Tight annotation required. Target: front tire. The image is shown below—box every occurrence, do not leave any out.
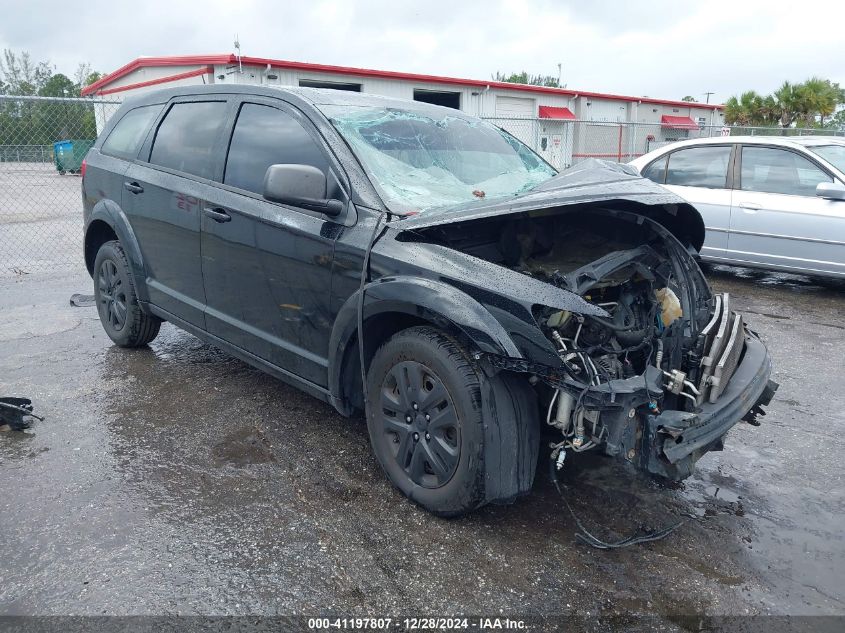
[365,326,539,516]
[93,240,161,347]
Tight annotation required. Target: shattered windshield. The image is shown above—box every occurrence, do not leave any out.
[322,105,556,213]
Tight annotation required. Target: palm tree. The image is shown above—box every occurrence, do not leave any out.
[800,77,844,126]
[725,90,765,126]
[772,81,804,129]
[723,78,845,130]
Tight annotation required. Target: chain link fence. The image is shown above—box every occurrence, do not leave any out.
[1,93,843,275]
[0,94,120,275]
[482,116,845,171]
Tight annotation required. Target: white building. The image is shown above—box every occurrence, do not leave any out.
[83,54,725,168]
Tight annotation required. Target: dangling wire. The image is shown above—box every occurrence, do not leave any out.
[549,458,689,549]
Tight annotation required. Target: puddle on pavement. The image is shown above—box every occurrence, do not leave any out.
[74,301,844,616]
[211,426,276,467]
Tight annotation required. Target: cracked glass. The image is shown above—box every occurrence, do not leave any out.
[323,105,556,214]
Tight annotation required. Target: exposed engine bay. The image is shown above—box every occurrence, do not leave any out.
[413,206,773,480]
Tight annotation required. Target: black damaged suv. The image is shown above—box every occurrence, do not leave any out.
[82,86,777,515]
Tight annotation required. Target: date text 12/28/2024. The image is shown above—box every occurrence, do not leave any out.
[307,617,528,630]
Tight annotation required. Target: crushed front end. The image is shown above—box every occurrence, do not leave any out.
[492,209,778,480]
[396,160,778,481]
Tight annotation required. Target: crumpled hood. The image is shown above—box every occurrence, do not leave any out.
[395,159,705,251]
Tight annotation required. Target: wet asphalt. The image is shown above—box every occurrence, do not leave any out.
[0,264,843,625]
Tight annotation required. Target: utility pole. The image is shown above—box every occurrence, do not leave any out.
[234,35,242,74]
[557,62,562,88]
[703,91,715,104]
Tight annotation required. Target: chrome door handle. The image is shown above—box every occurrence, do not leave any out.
[738,202,761,211]
[123,181,144,194]
[203,207,231,223]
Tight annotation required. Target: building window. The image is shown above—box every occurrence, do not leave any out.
[413,89,460,109]
[298,79,362,92]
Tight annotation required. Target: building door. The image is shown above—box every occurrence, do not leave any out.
[495,96,535,147]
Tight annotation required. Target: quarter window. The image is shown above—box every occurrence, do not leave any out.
[149,101,228,179]
[641,157,667,183]
[664,145,731,188]
[224,103,330,195]
[740,146,832,196]
[101,105,162,160]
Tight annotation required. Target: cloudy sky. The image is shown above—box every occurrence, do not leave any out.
[2,0,843,103]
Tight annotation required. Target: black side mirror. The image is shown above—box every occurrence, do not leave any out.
[263,164,344,216]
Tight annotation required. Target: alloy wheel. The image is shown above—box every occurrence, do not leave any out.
[97,259,127,331]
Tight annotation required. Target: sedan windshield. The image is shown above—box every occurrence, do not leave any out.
[808,144,845,174]
[323,106,556,213]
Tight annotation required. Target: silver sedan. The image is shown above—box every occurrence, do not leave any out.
[629,136,845,279]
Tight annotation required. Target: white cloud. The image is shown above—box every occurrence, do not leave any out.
[1,0,843,103]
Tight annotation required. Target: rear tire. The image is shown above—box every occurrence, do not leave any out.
[93,240,161,348]
[365,326,539,516]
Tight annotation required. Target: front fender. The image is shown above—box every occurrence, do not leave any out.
[328,276,524,407]
[86,200,149,303]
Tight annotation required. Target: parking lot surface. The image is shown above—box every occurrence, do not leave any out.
[1,169,844,627]
[1,265,843,624]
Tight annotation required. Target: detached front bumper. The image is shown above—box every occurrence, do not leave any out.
[642,331,778,479]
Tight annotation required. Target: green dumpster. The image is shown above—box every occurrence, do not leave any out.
[53,140,94,174]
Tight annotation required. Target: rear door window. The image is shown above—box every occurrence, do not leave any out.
[664,145,731,188]
[101,105,162,159]
[740,146,832,196]
[224,103,330,195]
[149,101,228,179]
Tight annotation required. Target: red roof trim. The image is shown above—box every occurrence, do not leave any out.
[660,115,700,130]
[538,105,576,120]
[84,65,214,96]
[82,54,724,110]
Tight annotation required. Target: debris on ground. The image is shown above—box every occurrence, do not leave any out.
[0,397,44,431]
[69,293,96,307]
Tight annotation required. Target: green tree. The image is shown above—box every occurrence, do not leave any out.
[681,95,696,102]
[724,90,769,125]
[825,108,845,131]
[725,78,845,129]
[40,73,78,97]
[0,49,52,95]
[798,77,844,126]
[74,63,102,89]
[0,50,101,147]
[493,70,560,88]
[772,81,806,128]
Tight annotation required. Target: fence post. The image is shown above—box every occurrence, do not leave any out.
[617,125,623,162]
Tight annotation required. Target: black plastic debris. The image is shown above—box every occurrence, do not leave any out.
[70,293,96,307]
[0,398,44,431]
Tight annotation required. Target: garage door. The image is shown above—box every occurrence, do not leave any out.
[495,96,535,118]
[494,96,536,146]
